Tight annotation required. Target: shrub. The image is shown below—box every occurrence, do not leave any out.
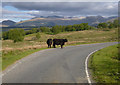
[31,28,38,33]
[8,29,25,43]
[39,27,51,33]
[36,32,41,39]
[97,22,108,28]
[51,25,61,34]
[2,31,9,40]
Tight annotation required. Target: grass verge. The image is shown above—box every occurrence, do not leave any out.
[89,44,120,83]
[2,47,49,70]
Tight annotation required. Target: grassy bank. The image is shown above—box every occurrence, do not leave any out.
[2,48,48,70]
[2,28,118,49]
[89,44,120,83]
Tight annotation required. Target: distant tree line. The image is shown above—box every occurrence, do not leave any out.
[22,23,95,35]
[97,19,119,29]
[2,19,119,43]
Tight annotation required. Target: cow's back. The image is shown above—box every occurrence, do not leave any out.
[53,39,64,45]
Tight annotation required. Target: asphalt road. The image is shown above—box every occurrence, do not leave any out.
[2,42,117,83]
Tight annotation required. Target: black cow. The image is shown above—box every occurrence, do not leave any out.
[47,39,52,48]
[53,39,68,48]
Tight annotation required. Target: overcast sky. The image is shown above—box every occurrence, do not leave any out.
[2,0,119,2]
[1,2,118,22]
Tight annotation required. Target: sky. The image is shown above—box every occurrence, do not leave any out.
[2,0,120,2]
[1,1,119,22]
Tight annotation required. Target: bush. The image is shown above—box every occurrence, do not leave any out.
[113,19,119,28]
[31,28,38,33]
[25,30,33,35]
[39,27,51,33]
[108,23,114,29]
[8,29,25,43]
[2,31,9,40]
[51,25,62,34]
[36,32,41,39]
[97,19,119,29]
[97,22,108,28]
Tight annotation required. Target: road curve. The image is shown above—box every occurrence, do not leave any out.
[2,42,117,83]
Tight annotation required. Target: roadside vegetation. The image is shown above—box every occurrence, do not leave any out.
[2,48,48,70]
[89,44,120,83]
[1,19,118,70]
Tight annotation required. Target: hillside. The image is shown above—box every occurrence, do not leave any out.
[1,20,16,27]
[1,16,117,28]
[2,28,118,52]
[15,16,117,27]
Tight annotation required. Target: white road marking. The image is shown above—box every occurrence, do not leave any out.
[85,49,100,85]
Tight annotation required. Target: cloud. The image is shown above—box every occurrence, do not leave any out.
[1,8,35,22]
[2,8,24,14]
[2,2,118,18]
[3,15,34,19]
[2,0,119,2]
[2,2,118,16]
[0,19,9,22]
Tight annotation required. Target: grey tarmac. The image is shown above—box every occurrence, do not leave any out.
[2,42,117,83]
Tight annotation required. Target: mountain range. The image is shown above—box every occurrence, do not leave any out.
[1,15,117,28]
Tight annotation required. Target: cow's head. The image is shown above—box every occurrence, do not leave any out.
[64,39,68,42]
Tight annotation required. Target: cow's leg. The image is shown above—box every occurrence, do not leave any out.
[54,45,56,48]
[61,45,63,48]
[53,43,56,48]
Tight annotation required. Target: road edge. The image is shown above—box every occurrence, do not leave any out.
[2,48,55,76]
[85,49,101,85]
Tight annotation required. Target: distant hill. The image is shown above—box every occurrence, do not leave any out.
[1,16,117,28]
[31,15,64,19]
[2,20,16,27]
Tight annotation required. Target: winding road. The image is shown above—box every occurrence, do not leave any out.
[2,42,117,83]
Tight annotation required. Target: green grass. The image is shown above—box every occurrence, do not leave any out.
[0,57,1,71]
[2,48,49,70]
[89,44,120,83]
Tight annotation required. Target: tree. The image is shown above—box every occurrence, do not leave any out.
[65,25,75,31]
[40,27,51,33]
[51,25,61,34]
[8,29,25,43]
[83,23,90,30]
[31,28,38,33]
[97,23,108,28]
[108,23,114,29]
[61,26,65,32]
[2,31,9,40]
[25,30,33,35]
[113,19,119,28]
[89,26,96,30]
[77,24,84,31]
